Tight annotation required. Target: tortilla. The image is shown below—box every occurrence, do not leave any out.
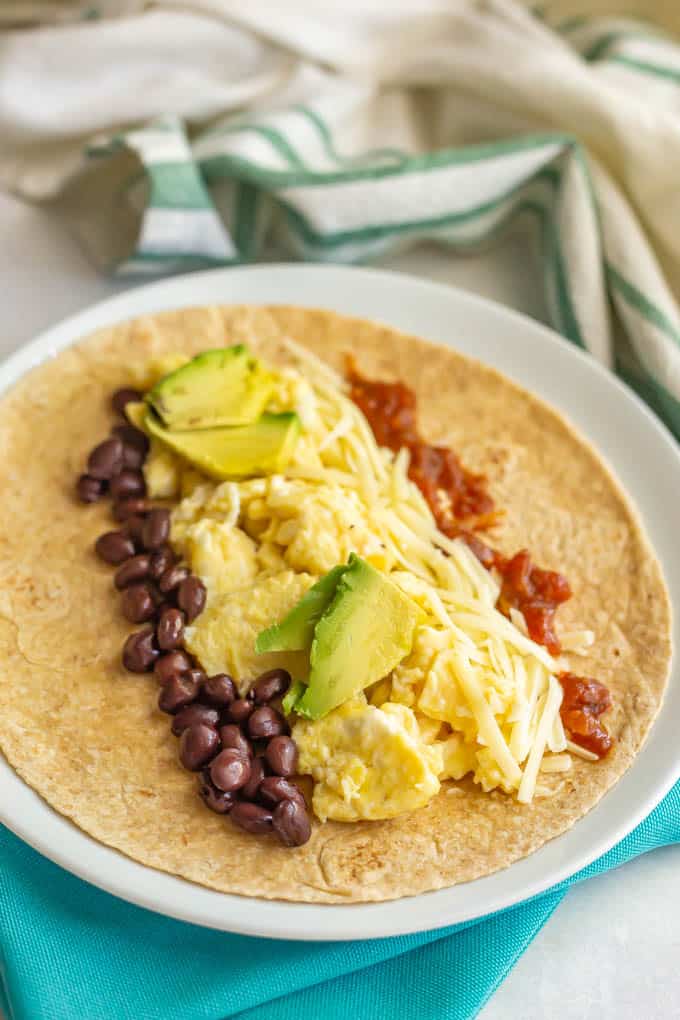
[0,305,671,903]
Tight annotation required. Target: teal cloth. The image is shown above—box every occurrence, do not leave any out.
[2,780,679,1020]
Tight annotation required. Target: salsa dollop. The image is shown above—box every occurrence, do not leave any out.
[347,359,495,536]
[558,672,613,757]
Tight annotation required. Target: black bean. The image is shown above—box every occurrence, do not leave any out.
[120,444,145,471]
[114,497,150,522]
[87,437,124,480]
[158,564,189,595]
[179,723,219,771]
[258,776,306,809]
[122,627,158,673]
[248,706,287,740]
[154,650,193,684]
[177,575,206,622]
[218,724,252,758]
[231,802,273,834]
[149,545,175,581]
[112,387,143,416]
[110,469,146,501]
[200,673,237,707]
[209,749,251,793]
[95,530,135,565]
[114,554,151,589]
[158,674,200,714]
[142,508,170,550]
[199,771,236,814]
[252,668,291,704]
[240,756,267,801]
[119,436,145,467]
[185,668,206,687]
[272,798,311,847]
[264,735,299,777]
[76,473,105,503]
[227,698,254,724]
[171,703,220,737]
[121,582,157,624]
[112,423,150,456]
[125,515,147,548]
[157,607,185,650]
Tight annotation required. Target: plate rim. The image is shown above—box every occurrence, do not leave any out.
[1,262,678,941]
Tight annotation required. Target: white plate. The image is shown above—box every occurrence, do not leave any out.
[1,264,678,941]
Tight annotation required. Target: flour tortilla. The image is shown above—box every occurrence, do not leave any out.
[0,305,671,903]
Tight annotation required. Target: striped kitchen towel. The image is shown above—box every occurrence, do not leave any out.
[2,1,680,435]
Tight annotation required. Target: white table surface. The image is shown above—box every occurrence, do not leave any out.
[2,190,679,1019]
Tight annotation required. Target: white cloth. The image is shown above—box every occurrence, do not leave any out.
[2,1,680,432]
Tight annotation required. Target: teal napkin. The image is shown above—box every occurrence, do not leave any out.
[2,779,679,1020]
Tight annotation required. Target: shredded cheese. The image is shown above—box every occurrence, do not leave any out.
[559,629,596,654]
[451,648,523,787]
[540,753,572,773]
[517,676,563,803]
[566,739,599,762]
[509,607,529,636]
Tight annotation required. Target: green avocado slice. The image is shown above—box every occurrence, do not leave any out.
[143,409,300,479]
[255,564,348,655]
[295,554,420,720]
[146,346,275,429]
[281,678,307,716]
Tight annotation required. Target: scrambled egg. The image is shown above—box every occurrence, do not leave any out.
[184,569,314,692]
[438,732,479,781]
[171,480,242,541]
[172,475,395,576]
[181,519,258,596]
[390,625,451,709]
[239,476,394,575]
[293,697,442,822]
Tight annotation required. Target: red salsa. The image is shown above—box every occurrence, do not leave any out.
[453,539,572,655]
[496,549,572,656]
[347,360,495,535]
[558,673,613,757]
[348,361,613,757]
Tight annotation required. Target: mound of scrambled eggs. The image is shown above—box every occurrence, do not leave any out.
[295,696,442,821]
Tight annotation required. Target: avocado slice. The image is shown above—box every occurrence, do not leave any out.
[146,347,275,429]
[295,554,420,720]
[282,678,307,716]
[143,409,300,479]
[255,564,348,655]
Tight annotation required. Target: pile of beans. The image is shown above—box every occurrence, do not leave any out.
[76,387,311,848]
[179,667,311,847]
